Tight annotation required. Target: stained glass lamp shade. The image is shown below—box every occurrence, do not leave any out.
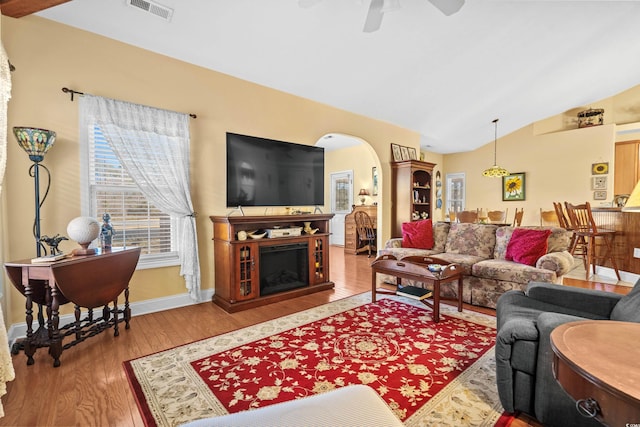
[482,119,509,178]
[13,127,56,162]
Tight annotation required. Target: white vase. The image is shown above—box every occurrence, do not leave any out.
[67,216,100,255]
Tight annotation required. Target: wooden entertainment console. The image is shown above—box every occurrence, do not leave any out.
[210,214,335,312]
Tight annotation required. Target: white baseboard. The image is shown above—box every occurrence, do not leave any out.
[7,288,215,346]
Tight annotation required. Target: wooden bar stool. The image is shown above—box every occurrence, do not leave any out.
[564,201,620,280]
[554,201,580,254]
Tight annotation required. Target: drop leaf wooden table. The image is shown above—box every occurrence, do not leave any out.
[4,247,140,367]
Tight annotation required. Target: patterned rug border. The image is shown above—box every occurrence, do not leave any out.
[125,292,502,427]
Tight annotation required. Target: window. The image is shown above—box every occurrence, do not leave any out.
[86,124,178,268]
[446,172,466,214]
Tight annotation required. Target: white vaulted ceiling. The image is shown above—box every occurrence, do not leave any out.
[35,0,640,153]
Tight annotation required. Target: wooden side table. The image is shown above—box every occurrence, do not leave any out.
[4,247,141,367]
[370,254,463,322]
[551,320,640,426]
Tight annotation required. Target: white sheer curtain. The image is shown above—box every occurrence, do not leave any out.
[0,42,16,418]
[80,94,201,300]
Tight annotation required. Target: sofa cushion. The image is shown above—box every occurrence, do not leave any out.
[610,279,640,322]
[432,221,450,253]
[473,259,556,284]
[401,219,433,249]
[505,228,552,266]
[545,227,572,253]
[444,223,497,259]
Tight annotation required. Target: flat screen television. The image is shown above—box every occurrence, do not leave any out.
[226,132,325,207]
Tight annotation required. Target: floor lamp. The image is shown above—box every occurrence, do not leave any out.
[11,127,56,355]
[13,127,57,256]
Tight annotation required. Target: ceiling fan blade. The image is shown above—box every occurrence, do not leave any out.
[363,0,384,33]
[298,0,323,8]
[427,0,465,16]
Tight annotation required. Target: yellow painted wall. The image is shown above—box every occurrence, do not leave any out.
[1,16,420,325]
[445,123,616,226]
[443,113,640,227]
[325,141,378,204]
[3,15,640,328]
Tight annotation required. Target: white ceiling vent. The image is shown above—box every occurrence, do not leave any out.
[127,0,174,22]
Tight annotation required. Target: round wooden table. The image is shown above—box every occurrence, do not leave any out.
[550,320,640,426]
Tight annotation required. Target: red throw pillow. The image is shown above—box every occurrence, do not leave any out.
[402,219,434,249]
[505,228,552,266]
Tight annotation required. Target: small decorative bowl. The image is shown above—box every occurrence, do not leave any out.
[248,232,267,239]
[427,264,442,272]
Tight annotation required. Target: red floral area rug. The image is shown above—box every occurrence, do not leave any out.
[124,293,511,427]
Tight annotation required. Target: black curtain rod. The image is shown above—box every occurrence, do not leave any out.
[61,87,197,119]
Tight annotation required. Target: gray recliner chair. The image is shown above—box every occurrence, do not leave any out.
[495,279,640,426]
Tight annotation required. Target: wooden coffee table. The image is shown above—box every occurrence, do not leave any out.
[551,320,640,426]
[370,254,463,322]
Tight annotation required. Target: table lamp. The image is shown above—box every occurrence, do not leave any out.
[358,188,370,205]
[622,180,640,212]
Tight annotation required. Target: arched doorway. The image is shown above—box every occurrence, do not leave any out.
[316,133,381,247]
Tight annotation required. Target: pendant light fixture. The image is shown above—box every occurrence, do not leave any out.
[482,118,509,177]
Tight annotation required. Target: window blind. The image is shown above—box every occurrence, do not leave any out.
[89,125,175,257]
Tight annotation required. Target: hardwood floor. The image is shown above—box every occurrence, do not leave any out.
[2,248,617,426]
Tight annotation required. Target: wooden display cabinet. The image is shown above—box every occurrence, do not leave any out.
[210,214,335,312]
[391,160,436,237]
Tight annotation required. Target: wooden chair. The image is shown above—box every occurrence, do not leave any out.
[512,208,524,227]
[488,209,508,224]
[554,201,580,254]
[564,201,620,280]
[354,211,376,257]
[554,202,570,229]
[539,208,558,226]
[457,210,478,223]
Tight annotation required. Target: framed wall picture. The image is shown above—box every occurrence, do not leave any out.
[502,172,526,201]
[594,190,607,200]
[591,162,609,175]
[391,143,402,162]
[400,146,410,161]
[372,166,378,196]
[591,176,607,190]
[408,147,417,160]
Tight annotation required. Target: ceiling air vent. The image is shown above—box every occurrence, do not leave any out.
[127,0,174,21]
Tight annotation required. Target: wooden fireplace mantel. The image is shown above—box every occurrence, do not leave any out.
[210,214,335,312]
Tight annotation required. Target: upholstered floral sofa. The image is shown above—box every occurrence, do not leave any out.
[379,221,574,308]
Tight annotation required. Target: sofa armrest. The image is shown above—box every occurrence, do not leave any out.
[384,238,403,249]
[535,251,574,276]
[526,282,622,318]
